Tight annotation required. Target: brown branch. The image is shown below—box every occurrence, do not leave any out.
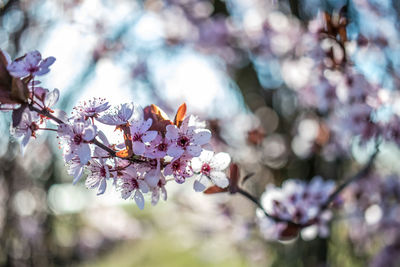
[27,103,146,164]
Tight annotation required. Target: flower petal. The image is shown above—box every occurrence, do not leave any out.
[25,51,41,68]
[165,125,179,140]
[133,141,145,155]
[210,171,229,188]
[97,178,107,195]
[83,125,97,141]
[76,144,91,165]
[142,130,157,142]
[167,143,184,158]
[134,190,145,210]
[210,152,231,171]
[193,130,211,145]
[187,145,202,157]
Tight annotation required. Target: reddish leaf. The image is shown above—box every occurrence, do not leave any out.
[143,104,173,133]
[204,185,228,194]
[173,103,186,127]
[116,124,133,158]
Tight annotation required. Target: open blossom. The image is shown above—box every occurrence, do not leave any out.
[257,176,336,240]
[58,121,97,164]
[151,175,167,206]
[165,115,211,158]
[73,97,110,119]
[85,157,111,195]
[130,118,157,155]
[164,154,193,184]
[119,165,150,209]
[10,109,40,150]
[7,50,55,78]
[144,134,170,159]
[191,150,231,192]
[96,102,135,126]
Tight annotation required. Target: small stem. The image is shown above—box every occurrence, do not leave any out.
[38,128,58,132]
[28,104,64,124]
[319,142,380,212]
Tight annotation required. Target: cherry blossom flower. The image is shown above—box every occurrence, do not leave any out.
[7,50,55,78]
[144,134,170,159]
[86,157,111,195]
[96,103,135,126]
[165,115,211,158]
[129,117,157,155]
[58,121,97,164]
[73,97,110,119]
[164,154,193,184]
[10,109,40,150]
[191,150,231,192]
[119,165,150,209]
[151,176,167,206]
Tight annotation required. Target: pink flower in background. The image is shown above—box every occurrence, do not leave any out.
[191,150,231,192]
[7,50,55,78]
[165,115,211,158]
[129,118,157,155]
[257,176,336,240]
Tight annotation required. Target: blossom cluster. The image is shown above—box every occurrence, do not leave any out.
[257,176,336,240]
[1,50,231,210]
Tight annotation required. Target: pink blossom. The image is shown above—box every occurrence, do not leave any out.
[129,117,157,155]
[191,150,231,192]
[97,103,134,126]
[151,176,167,206]
[86,157,111,195]
[73,97,110,119]
[58,121,97,164]
[144,134,170,159]
[165,115,211,158]
[119,165,150,209]
[10,109,40,150]
[164,154,193,184]
[7,50,55,78]
[257,176,336,240]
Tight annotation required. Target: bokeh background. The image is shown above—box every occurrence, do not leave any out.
[1,0,400,266]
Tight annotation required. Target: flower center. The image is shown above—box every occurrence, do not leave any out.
[132,133,142,142]
[172,161,181,171]
[201,163,211,176]
[157,142,167,151]
[100,166,107,177]
[74,134,83,145]
[28,66,39,73]
[177,136,190,147]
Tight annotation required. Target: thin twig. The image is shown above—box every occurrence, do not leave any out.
[319,142,380,212]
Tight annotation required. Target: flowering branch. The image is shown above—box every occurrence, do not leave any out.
[1,50,232,210]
